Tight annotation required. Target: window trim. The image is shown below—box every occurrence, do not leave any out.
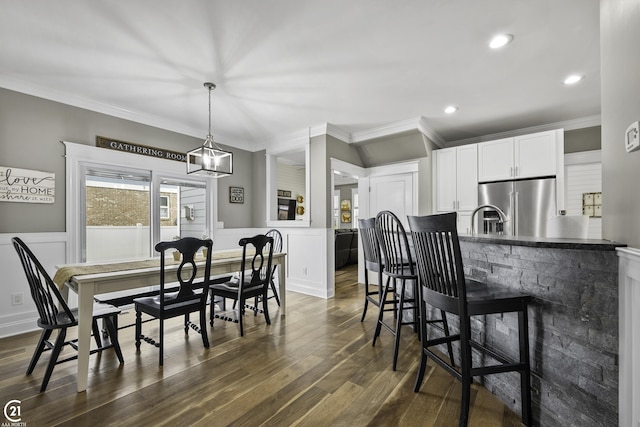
[64,141,217,263]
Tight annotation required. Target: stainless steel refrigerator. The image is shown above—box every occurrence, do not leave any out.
[477,177,556,237]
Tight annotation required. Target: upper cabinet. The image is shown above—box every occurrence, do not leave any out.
[478,130,559,182]
[434,144,478,212]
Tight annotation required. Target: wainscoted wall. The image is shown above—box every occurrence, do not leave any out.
[1,227,335,338]
[449,240,619,426]
[0,232,67,338]
[616,247,640,427]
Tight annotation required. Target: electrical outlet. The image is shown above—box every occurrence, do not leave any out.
[12,292,24,306]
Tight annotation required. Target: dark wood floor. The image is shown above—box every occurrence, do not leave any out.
[0,264,523,426]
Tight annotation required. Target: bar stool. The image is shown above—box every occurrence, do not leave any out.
[358,218,391,322]
[408,212,532,427]
[373,211,454,371]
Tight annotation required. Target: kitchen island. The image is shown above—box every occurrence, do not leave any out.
[452,234,623,426]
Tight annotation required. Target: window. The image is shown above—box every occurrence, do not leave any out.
[65,142,215,263]
[352,190,359,228]
[159,195,170,219]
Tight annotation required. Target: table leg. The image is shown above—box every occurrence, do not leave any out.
[278,257,286,316]
[76,283,95,392]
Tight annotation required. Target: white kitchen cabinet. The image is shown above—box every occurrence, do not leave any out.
[478,130,559,182]
[476,137,514,182]
[434,144,478,217]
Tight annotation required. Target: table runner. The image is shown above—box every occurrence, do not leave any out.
[53,249,246,289]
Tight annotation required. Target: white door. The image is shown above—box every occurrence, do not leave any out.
[369,173,415,226]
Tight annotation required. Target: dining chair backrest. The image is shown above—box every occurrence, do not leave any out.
[12,237,76,328]
[407,212,468,315]
[358,218,383,273]
[239,234,274,287]
[374,210,414,278]
[265,229,282,254]
[155,237,213,304]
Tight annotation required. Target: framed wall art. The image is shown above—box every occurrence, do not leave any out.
[229,186,244,204]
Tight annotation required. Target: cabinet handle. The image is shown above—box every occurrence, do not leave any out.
[453,201,456,210]
[510,166,513,177]
[515,166,519,176]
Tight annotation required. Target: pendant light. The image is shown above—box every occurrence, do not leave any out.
[186,82,233,177]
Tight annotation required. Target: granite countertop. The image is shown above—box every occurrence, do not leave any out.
[458,233,625,251]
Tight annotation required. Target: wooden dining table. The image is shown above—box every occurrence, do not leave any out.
[54,249,287,392]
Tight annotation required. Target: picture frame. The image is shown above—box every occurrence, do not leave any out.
[229,186,244,204]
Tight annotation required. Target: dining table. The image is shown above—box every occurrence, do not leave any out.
[53,249,286,392]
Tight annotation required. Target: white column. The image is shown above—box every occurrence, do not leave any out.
[617,247,640,427]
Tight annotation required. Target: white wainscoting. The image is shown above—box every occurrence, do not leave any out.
[0,232,67,338]
[215,227,333,298]
[617,247,640,427]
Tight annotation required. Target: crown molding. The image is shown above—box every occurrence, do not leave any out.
[350,117,423,143]
[446,115,601,147]
[417,117,445,148]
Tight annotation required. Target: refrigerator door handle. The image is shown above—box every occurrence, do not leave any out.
[509,192,515,235]
[514,191,519,236]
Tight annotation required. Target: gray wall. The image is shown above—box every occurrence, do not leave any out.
[215,148,255,228]
[601,0,640,248]
[0,88,254,233]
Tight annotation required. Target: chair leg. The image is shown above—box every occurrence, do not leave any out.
[392,279,406,371]
[270,277,280,306]
[519,306,533,427]
[459,320,473,427]
[159,318,164,366]
[135,309,142,351]
[184,313,190,334]
[104,316,124,364]
[27,329,52,375]
[262,291,271,325]
[40,328,67,393]
[238,297,244,337]
[440,309,455,367]
[414,297,428,392]
[200,307,210,348]
[209,291,215,326]
[92,319,103,348]
[360,272,369,322]
[373,276,392,346]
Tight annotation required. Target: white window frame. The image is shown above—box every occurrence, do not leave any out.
[64,141,217,263]
[159,194,170,219]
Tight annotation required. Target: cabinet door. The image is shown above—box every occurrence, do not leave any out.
[457,211,473,235]
[514,131,557,178]
[478,138,514,182]
[455,144,478,211]
[434,148,457,212]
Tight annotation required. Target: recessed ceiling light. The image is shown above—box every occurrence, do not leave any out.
[444,106,458,114]
[563,74,584,85]
[489,34,514,49]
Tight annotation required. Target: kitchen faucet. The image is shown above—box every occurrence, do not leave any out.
[470,204,508,235]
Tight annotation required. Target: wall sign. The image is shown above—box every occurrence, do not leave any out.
[229,186,244,204]
[277,189,291,198]
[0,165,55,204]
[96,136,187,162]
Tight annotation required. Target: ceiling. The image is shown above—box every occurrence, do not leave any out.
[0,1,600,152]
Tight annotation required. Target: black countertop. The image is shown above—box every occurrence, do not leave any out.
[458,233,625,251]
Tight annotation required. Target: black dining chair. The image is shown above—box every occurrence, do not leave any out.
[373,211,454,371]
[264,228,283,306]
[358,217,391,322]
[408,212,532,427]
[209,234,274,337]
[12,237,124,392]
[134,237,213,366]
